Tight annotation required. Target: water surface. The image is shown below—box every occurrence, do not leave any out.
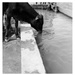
[35,10,72,73]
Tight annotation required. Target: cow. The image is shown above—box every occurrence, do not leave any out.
[3,2,44,42]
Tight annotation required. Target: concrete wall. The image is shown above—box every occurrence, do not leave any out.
[57,2,72,17]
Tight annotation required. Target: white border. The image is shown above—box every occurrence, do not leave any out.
[0,0,74,75]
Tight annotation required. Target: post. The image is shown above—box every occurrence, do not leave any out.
[20,22,46,74]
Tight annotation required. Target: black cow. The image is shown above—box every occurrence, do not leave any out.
[3,3,44,41]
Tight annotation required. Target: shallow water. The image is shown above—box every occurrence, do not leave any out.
[35,10,72,73]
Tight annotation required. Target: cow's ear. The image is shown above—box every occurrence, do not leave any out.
[35,15,39,21]
[35,14,43,21]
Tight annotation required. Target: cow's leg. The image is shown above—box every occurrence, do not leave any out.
[5,15,11,40]
[3,14,7,42]
[15,20,20,39]
[3,23,5,41]
[15,20,18,38]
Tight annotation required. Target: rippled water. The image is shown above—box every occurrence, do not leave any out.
[35,10,72,73]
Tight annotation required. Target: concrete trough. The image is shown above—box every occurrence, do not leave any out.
[20,23,46,74]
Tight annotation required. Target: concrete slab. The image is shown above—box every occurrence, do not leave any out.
[21,23,46,74]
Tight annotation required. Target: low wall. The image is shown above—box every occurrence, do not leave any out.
[57,2,72,17]
[20,23,46,74]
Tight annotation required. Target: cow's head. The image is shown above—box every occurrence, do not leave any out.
[31,14,44,33]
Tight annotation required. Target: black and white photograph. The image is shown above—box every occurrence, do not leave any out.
[2,2,72,74]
